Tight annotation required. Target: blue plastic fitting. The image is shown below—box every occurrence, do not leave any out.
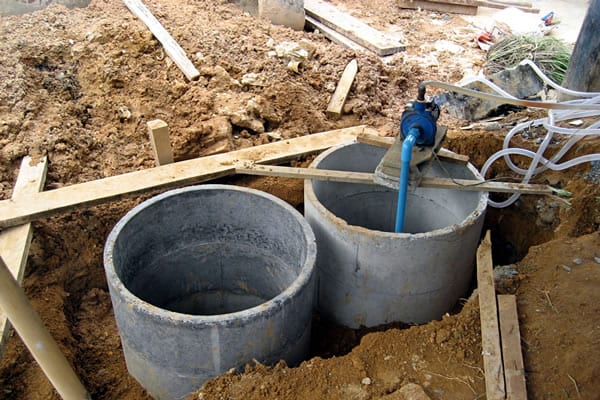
[394,127,420,233]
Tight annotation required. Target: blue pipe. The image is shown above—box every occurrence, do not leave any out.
[394,128,420,233]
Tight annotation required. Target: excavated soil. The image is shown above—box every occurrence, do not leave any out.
[0,1,599,399]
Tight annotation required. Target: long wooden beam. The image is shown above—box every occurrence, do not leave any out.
[477,231,506,400]
[304,0,405,56]
[0,126,366,230]
[0,256,90,399]
[122,0,200,80]
[498,294,528,400]
[235,164,553,195]
[0,157,47,356]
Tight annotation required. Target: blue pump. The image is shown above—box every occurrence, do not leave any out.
[394,90,440,233]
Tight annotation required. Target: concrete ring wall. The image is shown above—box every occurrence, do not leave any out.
[104,184,317,400]
[304,143,488,328]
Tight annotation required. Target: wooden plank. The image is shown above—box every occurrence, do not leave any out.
[122,0,200,81]
[0,126,367,230]
[235,164,375,184]
[426,0,538,13]
[356,132,470,164]
[305,16,367,53]
[418,177,550,194]
[426,0,478,5]
[476,231,506,400]
[235,164,552,194]
[147,119,174,166]
[397,0,478,15]
[437,148,469,163]
[0,156,47,356]
[0,256,90,398]
[485,0,533,7]
[327,59,358,120]
[498,294,528,400]
[304,0,405,56]
[477,0,539,13]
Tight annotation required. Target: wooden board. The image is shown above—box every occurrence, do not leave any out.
[147,119,174,166]
[426,0,538,13]
[122,0,200,80]
[0,126,367,230]
[476,231,506,400]
[477,0,539,13]
[397,0,478,15]
[236,164,375,184]
[304,0,405,56]
[235,164,552,195]
[357,131,469,164]
[327,59,358,120]
[498,294,528,400]
[0,156,47,357]
[305,16,367,53]
[419,177,550,194]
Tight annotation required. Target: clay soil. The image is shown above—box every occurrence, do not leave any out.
[0,1,599,399]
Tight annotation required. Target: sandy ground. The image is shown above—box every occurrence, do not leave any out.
[0,1,598,399]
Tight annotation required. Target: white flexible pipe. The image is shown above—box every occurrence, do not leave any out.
[422,62,600,208]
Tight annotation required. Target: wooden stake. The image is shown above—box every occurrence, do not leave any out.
[476,231,506,400]
[327,59,358,120]
[147,119,174,166]
[0,156,47,356]
[0,126,367,229]
[122,0,200,81]
[0,256,90,400]
[498,294,528,400]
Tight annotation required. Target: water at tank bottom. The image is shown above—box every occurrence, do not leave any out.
[126,242,295,316]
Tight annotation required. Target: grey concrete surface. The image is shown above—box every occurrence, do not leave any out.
[304,143,488,328]
[104,185,316,400]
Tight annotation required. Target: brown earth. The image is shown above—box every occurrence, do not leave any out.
[0,1,598,399]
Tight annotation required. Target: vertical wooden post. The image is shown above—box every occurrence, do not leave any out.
[327,59,358,120]
[147,119,174,166]
[499,294,528,400]
[0,156,47,356]
[477,231,506,400]
[0,256,90,399]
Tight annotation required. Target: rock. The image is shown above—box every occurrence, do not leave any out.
[437,63,544,121]
[215,93,266,133]
[572,258,583,265]
[562,265,572,272]
[380,383,431,400]
[494,264,520,291]
[178,116,233,159]
[361,377,372,385]
[594,257,600,265]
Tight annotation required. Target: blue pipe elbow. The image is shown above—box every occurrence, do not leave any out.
[394,128,420,233]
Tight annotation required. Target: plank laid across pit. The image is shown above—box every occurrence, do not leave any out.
[0,126,367,230]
